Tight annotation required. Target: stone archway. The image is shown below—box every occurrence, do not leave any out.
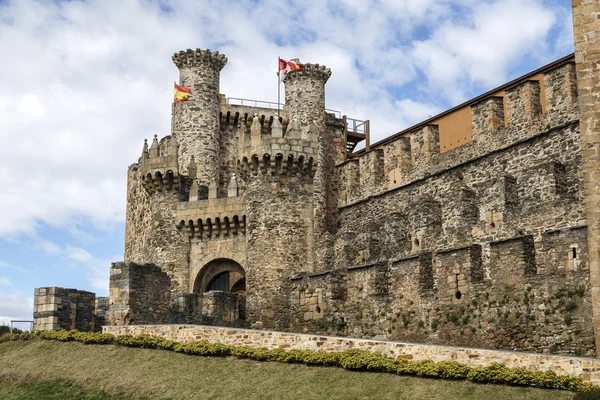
[193,258,246,294]
[193,258,247,325]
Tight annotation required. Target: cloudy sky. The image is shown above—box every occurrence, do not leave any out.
[0,0,573,327]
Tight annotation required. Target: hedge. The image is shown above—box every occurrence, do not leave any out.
[0,330,595,392]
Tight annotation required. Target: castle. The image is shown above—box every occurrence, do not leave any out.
[32,1,600,360]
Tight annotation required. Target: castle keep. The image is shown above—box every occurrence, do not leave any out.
[33,1,600,363]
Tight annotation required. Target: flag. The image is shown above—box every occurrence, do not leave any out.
[279,58,304,82]
[174,82,192,104]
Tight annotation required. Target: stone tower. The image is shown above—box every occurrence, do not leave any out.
[239,64,332,329]
[172,49,227,182]
[572,0,600,351]
[123,49,228,294]
[123,133,190,293]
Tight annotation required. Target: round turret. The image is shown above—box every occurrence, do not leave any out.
[171,49,227,185]
[284,63,331,138]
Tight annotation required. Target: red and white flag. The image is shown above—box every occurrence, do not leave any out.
[279,58,304,82]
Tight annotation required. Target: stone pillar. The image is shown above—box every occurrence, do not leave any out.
[172,49,227,183]
[573,0,600,352]
[285,63,335,272]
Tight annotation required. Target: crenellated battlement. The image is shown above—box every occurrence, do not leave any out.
[172,48,227,71]
[112,44,600,357]
[340,58,581,206]
[235,115,319,178]
[283,63,332,84]
[139,135,181,193]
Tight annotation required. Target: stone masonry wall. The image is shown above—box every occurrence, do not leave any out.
[102,324,600,385]
[33,287,97,332]
[124,136,191,293]
[171,49,227,181]
[107,262,172,326]
[244,174,314,330]
[295,59,595,356]
[572,0,600,352]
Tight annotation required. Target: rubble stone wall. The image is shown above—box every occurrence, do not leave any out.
[293,59,595,356]
[572,0,600,353]
[102,324,600,385]
[33,287,96,332]
[107,262,172,326]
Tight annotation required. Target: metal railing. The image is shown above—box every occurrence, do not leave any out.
[226,97,342,118]
[10,320,33,332]
[346,117,367,134]
[227,97,281,110]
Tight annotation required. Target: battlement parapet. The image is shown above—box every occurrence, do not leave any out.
[172,48,227,71]
[177,196,246,239]
[284,63,332,84]
[139,135,181,193]
[236,116,318,178]
[340,60,580,206]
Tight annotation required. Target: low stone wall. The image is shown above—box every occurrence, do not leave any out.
[103,324,600,384]
[34,287,96,332]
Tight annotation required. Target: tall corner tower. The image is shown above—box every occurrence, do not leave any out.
[171,49,227,185]
[239,62,332,330]
[572,0,600,351]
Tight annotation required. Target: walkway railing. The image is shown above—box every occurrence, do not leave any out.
[226,97,369,157]
[226,97,342,118]
[10,319,33,332]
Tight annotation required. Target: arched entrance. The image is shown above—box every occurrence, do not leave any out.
[193,258,246,295]
[193,259,247,325]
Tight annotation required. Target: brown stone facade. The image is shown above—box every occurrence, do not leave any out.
[33,287,101,332]
[32,2,600,361]
[102,324,600,385]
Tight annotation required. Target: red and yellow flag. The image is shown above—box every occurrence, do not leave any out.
[174,82,192,104]
[278,58,304,82]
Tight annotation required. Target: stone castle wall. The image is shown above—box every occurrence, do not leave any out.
[33,287,97,332]
[102,324,600,385]
[572,0,600,354]
[124,135,191,292]
[105,261,246,328]
[34,10,600,367]
[286,59,595,356]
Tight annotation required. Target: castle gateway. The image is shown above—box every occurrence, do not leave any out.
[33,0,600,361]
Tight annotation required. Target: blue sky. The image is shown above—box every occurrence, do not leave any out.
[0,0,574,326]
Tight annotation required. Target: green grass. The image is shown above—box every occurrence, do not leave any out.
[0,340,576,400]
[0,377,133,400]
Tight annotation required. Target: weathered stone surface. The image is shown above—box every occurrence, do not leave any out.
[102,324,600,385]
[33,287,97,332]
[34,16,600,366]
[572,0,600,352]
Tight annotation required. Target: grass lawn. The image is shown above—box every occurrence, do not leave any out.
[0,340,576,400]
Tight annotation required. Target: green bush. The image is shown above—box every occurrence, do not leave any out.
[0,331,36,342]
[2,329,595,392]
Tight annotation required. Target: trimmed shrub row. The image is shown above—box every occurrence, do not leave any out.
[0,330,594,392]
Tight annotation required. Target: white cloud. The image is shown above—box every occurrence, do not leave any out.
[0,277,11,286]
[411,0,557,103]
[37,239,62,255]
[66,246,115,294]
[0,290,33,327]
[0,0,569,240]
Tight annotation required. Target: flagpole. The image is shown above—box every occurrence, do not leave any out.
[278,57,281,117]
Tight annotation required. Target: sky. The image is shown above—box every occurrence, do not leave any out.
[0,0,574,328]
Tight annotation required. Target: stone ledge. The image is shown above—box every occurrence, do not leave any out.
[103,324,600,384]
